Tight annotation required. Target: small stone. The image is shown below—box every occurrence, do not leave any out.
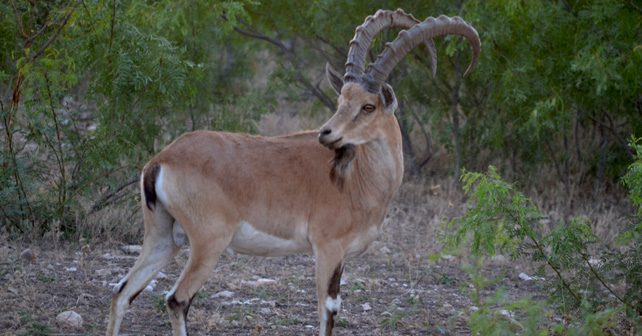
[56,311,83,328]
[441,254,456,261]
[258,307,271,314]
[20,248,36,263]
[156,271,168,279]
[65,267,77,272]
[380,246,392,254]
[499,309,513,318]
[491,254,507,263]
[241,278,277,287]
[120,245,142,255]
[95,269,111,277]
[212,290,235,299]
[588,257,602,267]
[256,278,276,285]
[518,272,544,281]
[470,306,479,311]
[361,302,372,311]
[145,279,157,292]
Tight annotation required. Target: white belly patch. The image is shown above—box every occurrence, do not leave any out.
[229,222,310,257]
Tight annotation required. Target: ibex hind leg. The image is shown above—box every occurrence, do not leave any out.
[165,219,234,336]
[106,206,179,336]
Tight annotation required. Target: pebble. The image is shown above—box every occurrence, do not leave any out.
[499,309,513,318]
[491,254,507,263]
[441,254,456,261]
[56,311,83,328]
[145,279,157,292]
[120,245,142,255]
[241,278,277,287]
[212,290,235,299]
[95,269,111,277]
[518,272,544,281]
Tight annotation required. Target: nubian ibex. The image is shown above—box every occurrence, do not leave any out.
[107,9,480,336]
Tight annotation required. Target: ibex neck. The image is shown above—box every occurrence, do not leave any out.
[345,117,404,209]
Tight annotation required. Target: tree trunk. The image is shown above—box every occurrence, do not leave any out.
[451,56,463,183]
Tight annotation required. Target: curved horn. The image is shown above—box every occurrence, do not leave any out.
[366,15,481,92]
[344,8,438,83]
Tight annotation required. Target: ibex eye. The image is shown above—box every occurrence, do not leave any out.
[362,104,375,113]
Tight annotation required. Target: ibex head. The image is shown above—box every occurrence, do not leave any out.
[319,9,481,150]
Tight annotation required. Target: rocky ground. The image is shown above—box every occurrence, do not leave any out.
[0,191,549,336]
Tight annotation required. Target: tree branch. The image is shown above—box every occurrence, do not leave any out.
[408,107,436,169]
[109,0,116,50]
[587,114,634,160]
[90,177,138,214]
[627,0,642,14]
[28,2,78,63]
[520,221,582,304]
[314,34,347,59]
[231,18,335,111]
[9,0,28,38]
[581,253,641,315]
[232,25,289,52]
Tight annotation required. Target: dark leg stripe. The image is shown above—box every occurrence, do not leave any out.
[325,263,344,336]
[128,288,144,305]
[116,280,128,294]
[167,293,195,322]
[326,311,335,336]
[327,263,343,299]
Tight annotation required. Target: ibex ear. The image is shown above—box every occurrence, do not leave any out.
[380,83,398,114]
[325,62,344,96]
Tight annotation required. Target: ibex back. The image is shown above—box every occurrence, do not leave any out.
[106,9,480,336]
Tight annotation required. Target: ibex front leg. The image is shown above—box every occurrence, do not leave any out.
[315,247,345,336]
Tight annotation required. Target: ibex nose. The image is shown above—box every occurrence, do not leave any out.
[319,127,342,148]
[318,127,336,147]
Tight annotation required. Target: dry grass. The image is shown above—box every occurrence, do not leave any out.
[1,176,634,335]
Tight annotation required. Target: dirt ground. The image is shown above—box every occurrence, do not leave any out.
[0,188,548,336]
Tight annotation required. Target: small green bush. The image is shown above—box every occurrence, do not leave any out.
[449,138,642,333]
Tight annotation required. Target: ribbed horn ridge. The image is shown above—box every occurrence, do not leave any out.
[344,9,438,83]
[367,15,481,93]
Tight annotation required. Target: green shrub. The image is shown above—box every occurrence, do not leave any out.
[449,139,642,332]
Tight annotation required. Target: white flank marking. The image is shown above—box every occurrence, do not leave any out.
[229,222,308,256]
[155,166,168,205]
[325,295,342,313]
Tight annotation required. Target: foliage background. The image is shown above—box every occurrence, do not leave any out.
[1,0,640,237]
[1,0,640,334]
